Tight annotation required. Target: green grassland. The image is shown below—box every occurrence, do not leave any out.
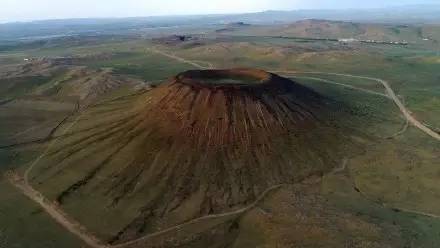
[301,72,440,247]
[0,179,85,248]
[322,164,440,248]
[0,21,439,247]
[166,37,440,129]
[0,142,84,248]
[81,51,194,81]
[292,76,403,136]
[0,76,54,100]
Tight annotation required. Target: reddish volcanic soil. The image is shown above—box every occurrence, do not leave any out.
[31,68,356,242]
[144,68,324,150]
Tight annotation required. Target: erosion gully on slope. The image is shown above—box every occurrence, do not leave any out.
[3,46,439,248]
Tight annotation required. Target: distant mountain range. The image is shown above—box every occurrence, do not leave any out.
[1,4,439,41]
[229,5,440,24]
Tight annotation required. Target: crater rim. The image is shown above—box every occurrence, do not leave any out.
[174,68,276,88]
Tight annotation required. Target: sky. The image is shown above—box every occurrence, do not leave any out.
[1,0,438,22]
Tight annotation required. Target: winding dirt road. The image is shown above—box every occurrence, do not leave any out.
[144,48,440,142]
[5,101,286,248]
[5,47,439,248]
[6,172,106,248]
[112,184,284,248]
[291,75,390,99]
[7,168,284,248]
[6,113,106,248]
[274,70,440,141]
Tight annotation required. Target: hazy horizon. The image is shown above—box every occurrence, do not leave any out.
[1,0,439,23]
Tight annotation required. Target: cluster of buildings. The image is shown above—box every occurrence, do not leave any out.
[338,38,409,45]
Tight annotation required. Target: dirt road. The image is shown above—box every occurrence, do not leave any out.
[5,47,439,248]
[294,71,440,141]
[291,75,390,99]
[143,49,440,141]
[146,47,209,69]
[7,168,283,248]
[6,172,106,248]
[6,103,285,248]
[378,77,440,141]
[6,112,106,248]
[112,184,284,248]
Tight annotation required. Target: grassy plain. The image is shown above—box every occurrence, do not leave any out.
[0,21,439,247]
[0,143,84,248]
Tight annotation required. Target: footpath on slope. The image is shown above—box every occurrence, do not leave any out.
[3,87,291,248]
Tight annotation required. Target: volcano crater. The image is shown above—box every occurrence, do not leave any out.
[31,68,356,242]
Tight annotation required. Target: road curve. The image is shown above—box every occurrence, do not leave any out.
[6,47,439,248]
[142,48,440,142]
[379,77,440,141]
[7,168,283,248]
[291,75,391,99]
[7,102,285,248]
[274,70,440,141]
[112,184,284,248]
[6,172,106,248]
[7,113,106,248]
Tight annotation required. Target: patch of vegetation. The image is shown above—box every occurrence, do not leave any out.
[0,20,439,247]
[0,179,84,248]
[0,76,52,99]
[81,51,194,81]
